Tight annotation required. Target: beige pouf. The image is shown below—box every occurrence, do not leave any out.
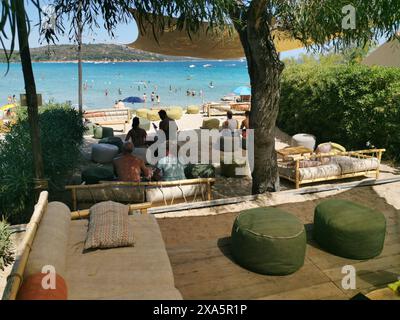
[187,105,200,114]
[147,110,160,121]
[136,109,148,118]
[167,107,183,120]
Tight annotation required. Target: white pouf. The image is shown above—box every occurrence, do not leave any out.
[92,143,119,164]
[292,134,317,151]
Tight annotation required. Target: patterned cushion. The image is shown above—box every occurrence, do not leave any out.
[84,201,134,250]
[332,156,379,174]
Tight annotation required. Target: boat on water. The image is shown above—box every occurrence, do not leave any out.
[189,64,196,68]
[203,64,212,68]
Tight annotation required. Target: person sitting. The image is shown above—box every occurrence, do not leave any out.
[223,111,238,131]
[113,142,152,182]
[125,117,147,147]
[240,111,250,138]
[157,110,178,141]
[156,141,186,181]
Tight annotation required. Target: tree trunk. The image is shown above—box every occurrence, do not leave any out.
[234,3,284,194]
[15,0,47,196]
[77,1,83,113]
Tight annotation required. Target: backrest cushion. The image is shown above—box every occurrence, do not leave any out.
[84,201,134,250]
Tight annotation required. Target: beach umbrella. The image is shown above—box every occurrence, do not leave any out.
[0,104,16,111]
[123,96,145,104]
[233,86,252,96]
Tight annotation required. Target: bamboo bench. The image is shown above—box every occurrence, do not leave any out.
[66,178,216,211]
[278,149,385,189]
[83,108,132,131]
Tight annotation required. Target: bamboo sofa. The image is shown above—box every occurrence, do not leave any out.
[84,108,132,131]
[278,149,385,189]
[66,178,215,211]
[2,192,182,300]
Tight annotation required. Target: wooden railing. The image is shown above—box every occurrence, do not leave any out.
[65,178,216,211]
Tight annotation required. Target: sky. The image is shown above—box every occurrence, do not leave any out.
[4,0,139,49]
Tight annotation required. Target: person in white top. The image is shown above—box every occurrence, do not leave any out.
[223,111,238,131]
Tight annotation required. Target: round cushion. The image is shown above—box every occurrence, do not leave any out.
[136,109,148,118]
[17,273,67,300]
[184,164,216,179]
[187,105,200,114]
[167,107,183,120]
[231,208,306,275]
[99,137,123,153]
[91,144,119,164]
[293,133,316,151]
[82,166,115,184]
[147,110,160,121]
[94,126,114,139]
[84,122,95,136]
[202,118,220,130]
[220,153,247,177]
[313,200,386,260]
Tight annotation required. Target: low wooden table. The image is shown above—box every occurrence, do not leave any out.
[277,146,313,159]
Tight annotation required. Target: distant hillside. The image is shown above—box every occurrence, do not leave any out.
[0,43,192,62]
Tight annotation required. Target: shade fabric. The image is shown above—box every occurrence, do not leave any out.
[128,11,305,59]
[362,40,400,67]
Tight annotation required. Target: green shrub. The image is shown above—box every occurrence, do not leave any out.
[0,103,85,224]
[0,220,14,271]
[277,63,400,161]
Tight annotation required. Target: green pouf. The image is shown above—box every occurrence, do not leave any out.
[81,167,115,185]
[94,126,114,139]
[184,164,216,179]
[147,110,160,121]
[136,109,148,119]
[84,122,95,136]
[220,153,247,178]
[99,137,123,153]
[313,200,386,260]
[231,207,306,275]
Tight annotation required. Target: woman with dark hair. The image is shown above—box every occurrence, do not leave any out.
[125,117,147,147]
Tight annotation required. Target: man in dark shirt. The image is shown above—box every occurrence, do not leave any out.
[158,110,178,141]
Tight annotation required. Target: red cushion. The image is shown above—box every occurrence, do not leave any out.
[17,273,68,300]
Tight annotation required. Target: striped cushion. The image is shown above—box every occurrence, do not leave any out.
[84,201,134,250]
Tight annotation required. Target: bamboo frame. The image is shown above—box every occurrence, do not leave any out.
[278,149,386,189]
[65,178,216,211]
[2,192,49,300]
[71,202,152,220]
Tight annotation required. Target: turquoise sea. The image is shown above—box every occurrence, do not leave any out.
[0,60,250,109]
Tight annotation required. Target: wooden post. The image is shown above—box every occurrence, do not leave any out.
[71,188,77,211]
[376,150,383,179]
[295,159,300,189]
[207,182,212,201]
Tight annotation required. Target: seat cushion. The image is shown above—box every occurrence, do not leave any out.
[146,184,207,203]
[231,207,306,275]
[81,166,115,185]
[279,163,342,181]
[332,156,379,174]
[313,199,386,259]
[65,213,181,300]
[202,118,220,130]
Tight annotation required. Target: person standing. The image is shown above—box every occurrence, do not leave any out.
[143,93,147,103]
[151,92,155,105]
[156,95,160,105]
